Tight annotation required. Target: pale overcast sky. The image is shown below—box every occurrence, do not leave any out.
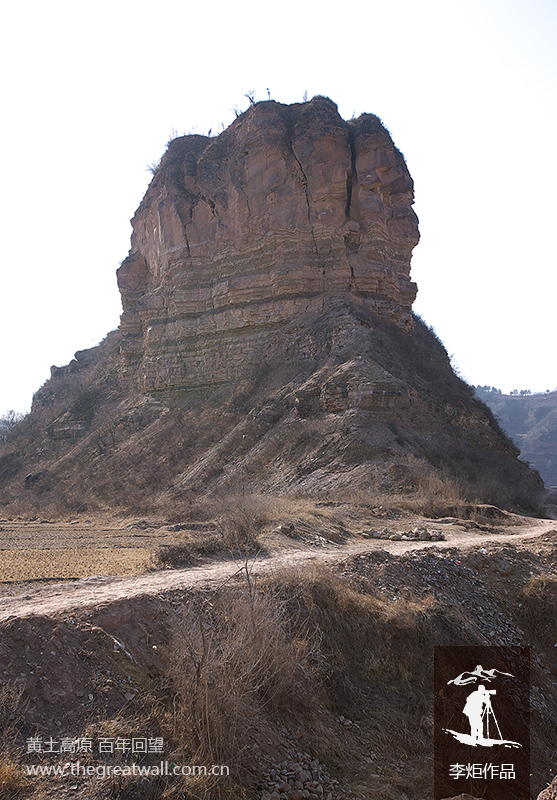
[1,0,556,417]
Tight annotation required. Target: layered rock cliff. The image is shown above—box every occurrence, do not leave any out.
[0,98,545,515]
[116,97,419,393]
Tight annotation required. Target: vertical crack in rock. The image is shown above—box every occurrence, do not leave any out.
[183,223,192,260]
[201,195,216,217]
[345,124,361,290]
[290,143,322,273]
[231,154,252,218]
[174,199,194,261]
[238,184,252,217]
[345,166,353,221]
[345,125,358,221]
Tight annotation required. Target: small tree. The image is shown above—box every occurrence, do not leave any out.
[0,410,24,445]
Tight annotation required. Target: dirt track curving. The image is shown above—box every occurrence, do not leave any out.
[1,518,554,622]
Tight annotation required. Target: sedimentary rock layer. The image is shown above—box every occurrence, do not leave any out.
[116,97,419,393]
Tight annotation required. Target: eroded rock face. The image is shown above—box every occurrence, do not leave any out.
[117,96,419,393]
[538,778,557,800]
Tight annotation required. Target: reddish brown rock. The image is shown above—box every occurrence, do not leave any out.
[538,777,557,799]
[117,96,419,393]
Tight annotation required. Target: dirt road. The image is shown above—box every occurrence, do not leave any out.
[1,518,554,622]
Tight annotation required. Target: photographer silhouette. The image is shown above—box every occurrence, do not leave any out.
[463,684,496,743]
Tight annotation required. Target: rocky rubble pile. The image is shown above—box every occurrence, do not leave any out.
[360,526,445,541]
[258,752,346,800]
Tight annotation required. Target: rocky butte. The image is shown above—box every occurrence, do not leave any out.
[0,97,545,514]
[117,97,419,393]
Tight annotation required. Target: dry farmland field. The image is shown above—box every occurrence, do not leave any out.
[0,518,202,595]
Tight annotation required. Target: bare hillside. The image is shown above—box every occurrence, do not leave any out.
[476,387,557,487]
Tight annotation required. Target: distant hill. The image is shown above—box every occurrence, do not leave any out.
[475,387,557,486]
